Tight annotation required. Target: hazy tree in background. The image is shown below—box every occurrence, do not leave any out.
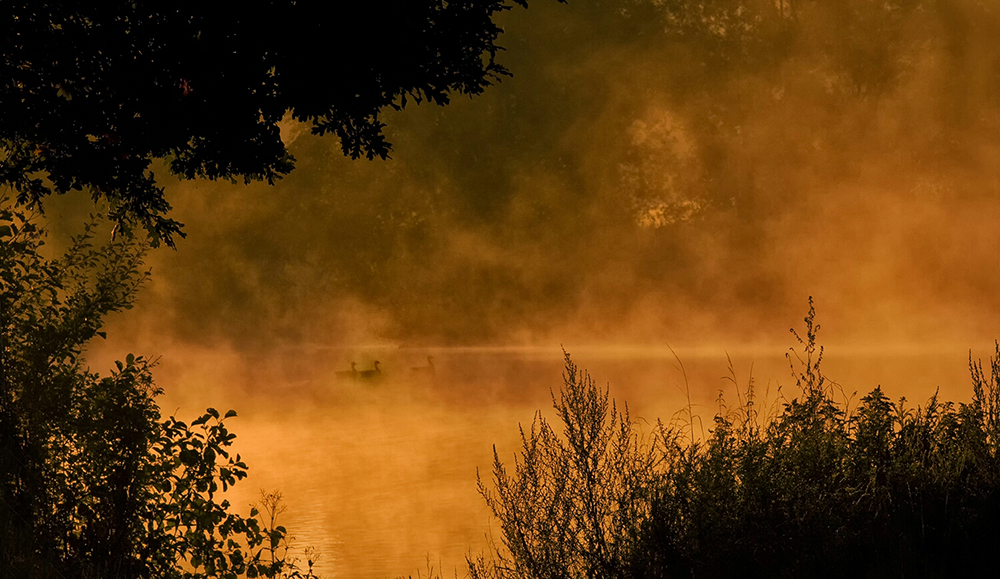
[642,0,935,92]
[0,202,316,578]
[0,0,552,245]
[616,0,963,226]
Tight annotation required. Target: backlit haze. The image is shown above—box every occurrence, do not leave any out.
[53,0,1000,576]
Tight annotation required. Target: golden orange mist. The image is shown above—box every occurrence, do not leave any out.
[58,0,1000,575]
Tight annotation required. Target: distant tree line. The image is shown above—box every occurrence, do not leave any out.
[472,303,1000,578]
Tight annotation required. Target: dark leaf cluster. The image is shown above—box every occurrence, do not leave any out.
[0,203,317,578]
[1,0,541,245]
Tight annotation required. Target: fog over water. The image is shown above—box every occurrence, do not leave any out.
[76,340,995,577]
[55,0,1000,576]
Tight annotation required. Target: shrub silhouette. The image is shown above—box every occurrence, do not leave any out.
[470,352,658,579]
[0,202,317,578]
[473,301,1000,578]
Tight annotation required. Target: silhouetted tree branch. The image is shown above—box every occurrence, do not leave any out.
[0,0,552,246]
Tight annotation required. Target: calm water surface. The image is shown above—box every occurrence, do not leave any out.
[151,343,989,578]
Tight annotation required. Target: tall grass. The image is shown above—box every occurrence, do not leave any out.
[469,353,657,579]
[471,302,1000,578]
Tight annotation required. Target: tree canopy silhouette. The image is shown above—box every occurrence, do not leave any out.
[1,0,546,245]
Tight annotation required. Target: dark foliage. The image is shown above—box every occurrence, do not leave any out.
[0,202,316,578]
[471,353,657,579]
[1,0,547,245]
[640,304,1000,578]
[474,301,1000,578]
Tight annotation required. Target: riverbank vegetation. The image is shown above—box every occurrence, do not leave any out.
[0,203,316,578]
[473,303,1000,578]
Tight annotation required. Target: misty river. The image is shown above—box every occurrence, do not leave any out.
[120,342,987,578]
[13,0,1000,574]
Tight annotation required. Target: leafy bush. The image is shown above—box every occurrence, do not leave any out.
[0,202,316,578]
[474,301,1000,578]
